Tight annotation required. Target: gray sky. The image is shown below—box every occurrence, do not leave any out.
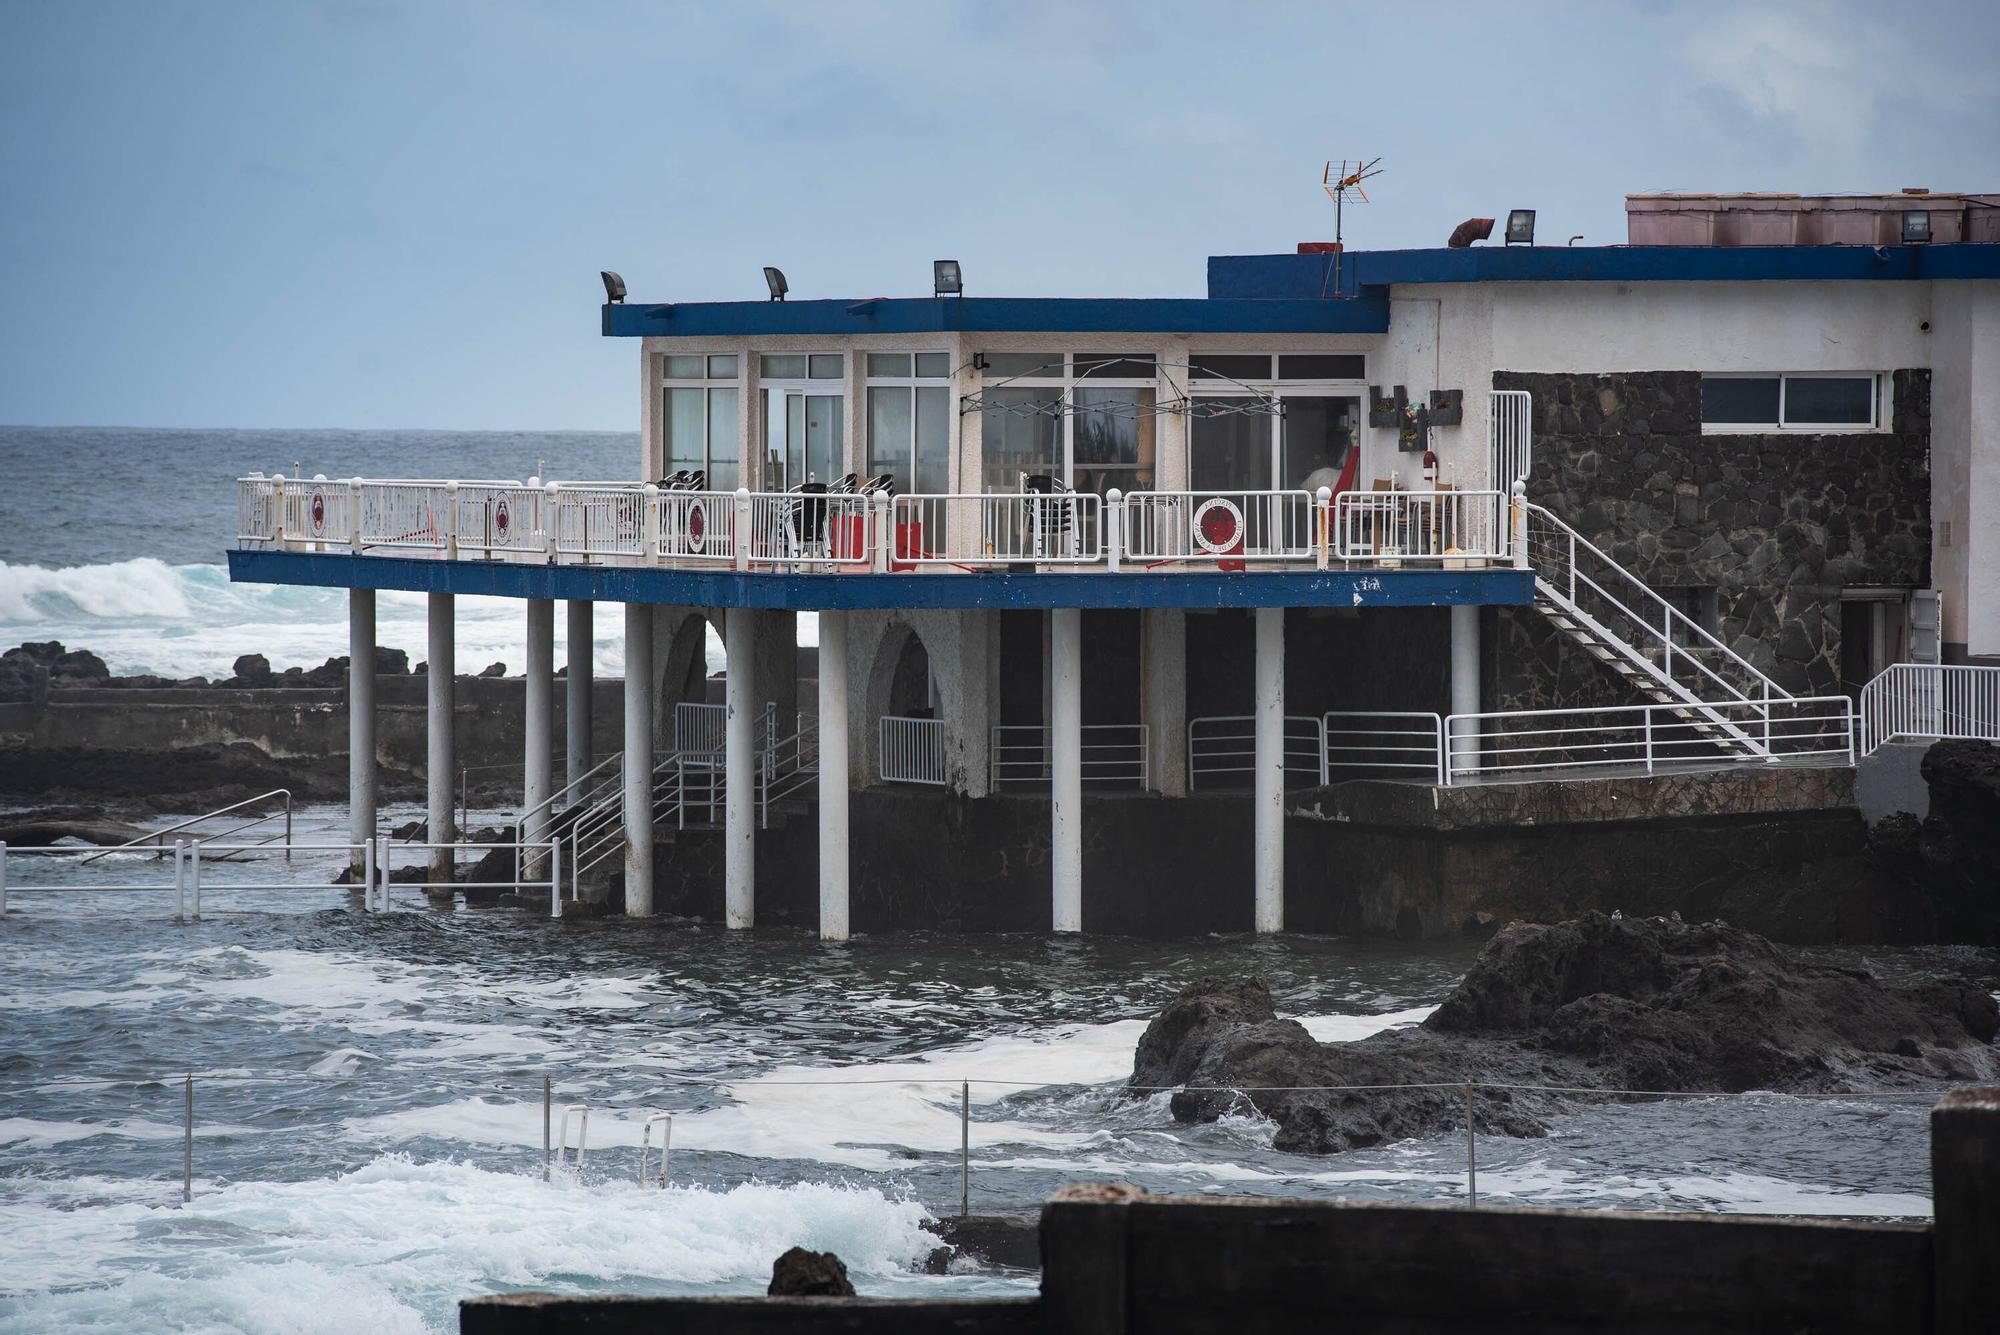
[3,0,1995,430]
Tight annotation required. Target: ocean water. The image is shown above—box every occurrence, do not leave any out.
[0,427,650,678]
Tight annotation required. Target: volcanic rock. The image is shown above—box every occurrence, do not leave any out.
[1130,913,2000,1154]
[767,1247,854,1297]
[229,653,274,686]
[1917,739,2000,942]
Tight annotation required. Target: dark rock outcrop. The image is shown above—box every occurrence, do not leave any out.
[1917,740,2000,942]
[767,1247,854,1297]
[1130,913,2000,1154]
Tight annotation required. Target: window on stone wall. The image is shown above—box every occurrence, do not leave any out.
[1700,373,1881,431]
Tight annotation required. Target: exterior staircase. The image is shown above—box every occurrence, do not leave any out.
[1517,499,1793,760]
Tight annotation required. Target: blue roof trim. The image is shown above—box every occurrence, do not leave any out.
[602,294,1389,338]
[1209,244,2000,298]
[228,550,1532,611]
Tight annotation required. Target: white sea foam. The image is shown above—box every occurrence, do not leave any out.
[0,1157,944,1334]
[0,560,734,679]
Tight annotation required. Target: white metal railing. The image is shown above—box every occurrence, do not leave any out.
[1521,502,1790,708]
[1490,388,1533,490]
[1187,715,1328,790]
[674,700,728,756]
[455,483,548,559]
[552,484,648,561]
[279,477,353,549]
[880,715,948,784]
[1323,712,1446,785]
[749,491,875,570]
[1859,663,2000,755]
[889,492,1101,568]
[655,490,739,564]
[237,476,280,546]
[1122,491,1320,566]
[1333,490,1508,564]
[988,723,1150,788]
[1442,697,1854,781]
[359,479,458,555]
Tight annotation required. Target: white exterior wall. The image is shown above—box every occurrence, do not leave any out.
[1930,282,2000,658]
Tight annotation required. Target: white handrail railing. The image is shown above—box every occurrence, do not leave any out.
[1442,697,1854,781]
[1333,490,1508,564]
[1323,712,1446,785]
[888,492,1101,568]
[1122,491,1319,565]
[1859,663,2000,755]
[988,723,1150,788]
[1187,715,1328,790]
[879,716,948,784]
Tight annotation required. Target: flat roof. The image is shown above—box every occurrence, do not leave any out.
[228,550,1534,612]
[603,244,1999,340]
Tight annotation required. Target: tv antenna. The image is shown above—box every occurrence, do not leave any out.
[1321,158,1383,298]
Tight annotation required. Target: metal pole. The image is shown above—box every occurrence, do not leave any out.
[524,597,555,883]
[549,836,562,919]
[542,1076,552,1182]
[191,843,202,920]
[1,841,8,919]
[376,833,389,913]
[183,1074,194,1205]
[174,840,185,920]
[362,835,376,915]
[1465,1081,1478,1209]
[284,793,293,862]
[428,592,456,887]
[960,1080,970,1218]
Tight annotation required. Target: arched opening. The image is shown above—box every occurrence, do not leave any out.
[654,610,724,755]
[865,620,949,786]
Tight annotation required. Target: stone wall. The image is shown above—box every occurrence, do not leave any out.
[1490,369,1931,705]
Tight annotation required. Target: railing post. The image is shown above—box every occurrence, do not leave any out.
[733,488,753,571]
[284,793,293,862]
[960,1080,971,1218]
[1643,708,1655,774]
[190,842,202,920]
[183,1073,194,1205]
[362,835,375,914]
[542,1076,552,1182]
[642,482,661,564]
[1316,486,1332,570]
[444,481,459,560]
[377,833,390,912]
[0,840,7,920]
[1465,1082,1478,1209]
[1510,480,1528,570]
[1105,488,1123,574]
[348,477,364,549]
[874,491,893,574]
[549,837,562,919]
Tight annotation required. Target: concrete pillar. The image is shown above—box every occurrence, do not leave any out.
[523,599,554,880]
[1051,607,1083,933]
[1254,606,1284,933]
[818,610,850,941]
[1450,604,1480,780]
[347,589,376,881]
[426,593,455,887]
[1933,1087,2000,1335]
[566,600,594,793]
[622,602,654,915]
[1142,608,1188,796]
[725,605,757,928]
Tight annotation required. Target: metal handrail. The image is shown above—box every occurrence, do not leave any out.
[79,789,292,865]
[1187,715,1327,790]
[987,723,1151,788]
[1323,712,1446,786]
[1859,662,2000,755]
[1442,697,1854,781]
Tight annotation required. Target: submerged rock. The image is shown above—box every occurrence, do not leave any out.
[767,1247,854,1297]
[1129,913,2000,1154]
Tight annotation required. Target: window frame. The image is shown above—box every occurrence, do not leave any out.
[864,351,956,493]
[974,352,1162,493]
[657,354,741,488]
[1185,353,1368,491]
[1700,372,1885,434]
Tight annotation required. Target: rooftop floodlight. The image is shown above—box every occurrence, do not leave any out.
[764,266,789,301]
[1901,210,1932,244]
[600,270,626,304]
[934,259,963,296]
[1504,210,1536,245]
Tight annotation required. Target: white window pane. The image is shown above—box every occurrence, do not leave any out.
[867,353,912,378]
[808,353,844,379]
[983,352,1062,378]
[1783,376,1874,426]
[707,388,738,490]
[915,352,951,378]
[980,388,1062,490]
[663,387,706,472]
[867,386,912,484]
[663,354,705,379]
[706,354,738,379]
[762,354,807,379]
[915,386,950,493]
[1191,401,1269,490]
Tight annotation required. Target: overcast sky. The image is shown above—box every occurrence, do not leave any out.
[2,0,1995,430]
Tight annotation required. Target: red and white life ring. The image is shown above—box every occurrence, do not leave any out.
[494,498,512,538]
[308,488,327,537]
[686,499,707,552]
[1192,497,1244,555]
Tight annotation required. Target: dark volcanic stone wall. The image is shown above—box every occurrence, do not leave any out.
[1491,369,1930,702]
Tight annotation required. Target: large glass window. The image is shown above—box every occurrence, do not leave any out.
[1187,355,1362,491]
[1189,402,1268,490]
[975,353,1157,494]
[660,356,739,488]
[865,353,953,494]
[1701,373,1881,430]
[760,353,846,489]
